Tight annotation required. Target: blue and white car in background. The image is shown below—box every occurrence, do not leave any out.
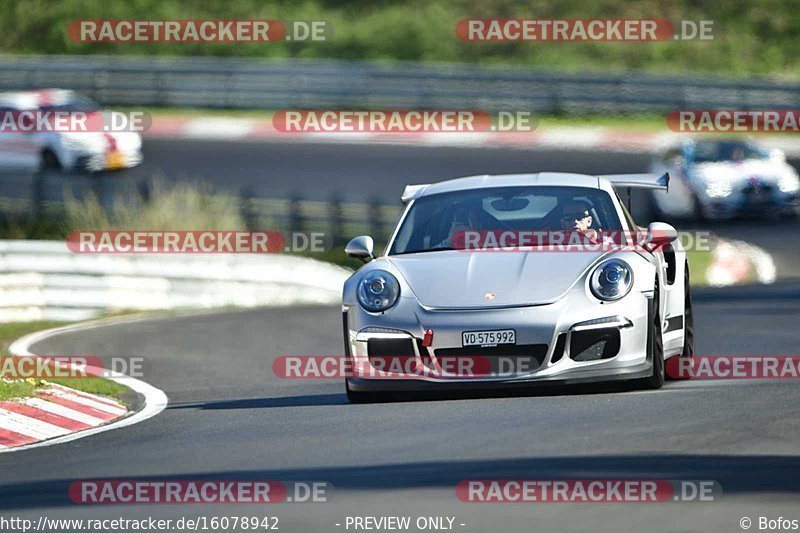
[649,138,800,220]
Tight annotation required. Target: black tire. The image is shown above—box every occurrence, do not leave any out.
[639,279,665,390]
[691,192,707,224]
[667,263,695,381]
[787,200,800,219]
[681,263,694,358]
[40,149,61,170]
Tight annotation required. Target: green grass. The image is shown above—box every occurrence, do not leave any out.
[0,321,130,403]
[3,0,800,77]
[0,321,64,348]
[686,249,713,287]
[536,115,669,132]
[64,179,245,232]
[0,321,63,402]
[0,379,37,402]
[1,177,247,242]
[46,376,129,398]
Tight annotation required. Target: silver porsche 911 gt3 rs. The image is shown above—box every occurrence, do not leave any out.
[341,172,694,402]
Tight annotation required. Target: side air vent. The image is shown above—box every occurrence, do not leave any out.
[550,333,567,364]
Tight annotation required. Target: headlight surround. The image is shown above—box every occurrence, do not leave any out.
[589,259,633,301]
[705,180,732,198]
[779,174,800,194]
[357,270,400,312]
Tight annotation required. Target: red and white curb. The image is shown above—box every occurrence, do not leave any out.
[1,315,168,453]
[0,383,127,448]
[144,116,800,157]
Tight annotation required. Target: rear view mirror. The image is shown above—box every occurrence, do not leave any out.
[345,235,375,262]
[770,148,786,162]
[646,222,678,250]
[490,197,529,211]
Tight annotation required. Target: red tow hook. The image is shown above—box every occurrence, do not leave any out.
[422,329,434,347]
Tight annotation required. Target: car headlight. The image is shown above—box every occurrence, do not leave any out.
[706,180,732,198]
[779,174,800,194]
[589,259,633,301]
[357,270,400,312]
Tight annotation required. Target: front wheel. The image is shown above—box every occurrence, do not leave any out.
[668,263,695,381]
[681,264,694,358]
[40,149,61,171]
[691,191,707,223]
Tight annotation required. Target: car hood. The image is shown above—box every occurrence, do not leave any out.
[386,250,605,308]
[692,160,790,184]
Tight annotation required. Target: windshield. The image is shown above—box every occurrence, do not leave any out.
[692,140,769,163]
[389,186,623,255]
[39,94,101,112]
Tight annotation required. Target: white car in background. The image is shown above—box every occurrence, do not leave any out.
[649,138,800,220]
[0,89,142,173]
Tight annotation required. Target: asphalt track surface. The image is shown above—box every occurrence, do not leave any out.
[0,282,798,532]
[0,140,799,532]
[2,139,655,203]
[11,137,800,204]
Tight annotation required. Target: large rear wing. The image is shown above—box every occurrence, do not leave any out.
[401,173,669,204]
[599,173,670,192]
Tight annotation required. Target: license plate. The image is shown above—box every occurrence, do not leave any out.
[462,329,516,347]
[105,151,125,170]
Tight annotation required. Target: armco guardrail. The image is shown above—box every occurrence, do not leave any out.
[0,179,406,245]
[1,55,799,113]
[0,240,352,322]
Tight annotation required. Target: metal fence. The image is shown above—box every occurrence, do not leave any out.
[0,171,404,245]
[2,55,800,114]
[240,192,403,242]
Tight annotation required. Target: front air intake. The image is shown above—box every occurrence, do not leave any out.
[570,328,620,362]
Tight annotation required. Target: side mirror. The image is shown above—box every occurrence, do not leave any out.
[345,235,375,263]
[646,222,678,250]
[770,148,786,163]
